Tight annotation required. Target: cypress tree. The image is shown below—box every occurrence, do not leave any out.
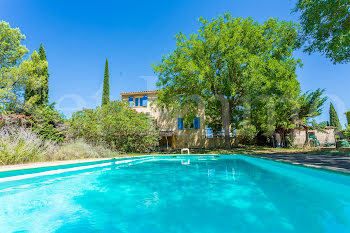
[39,44,47,61]
[102,59,110,105]
[344,111,350,126]
[38,44,49,105]
[329,103,342,131]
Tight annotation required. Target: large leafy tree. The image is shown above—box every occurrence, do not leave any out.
[153,14,301,148]
[329,102,342,131]
[0,21,50,113]
[294,0,350,63]
[0,21,28,110]
[102,59,110,106]
[0,21,28,68]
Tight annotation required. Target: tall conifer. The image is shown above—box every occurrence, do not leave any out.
[38,44,49,105]
[329,103,342,131]
[102,59,110,105]
[24,44,49,105]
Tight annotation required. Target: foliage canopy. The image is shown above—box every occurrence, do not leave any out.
[153,14,302,148]
[294,0,350,63]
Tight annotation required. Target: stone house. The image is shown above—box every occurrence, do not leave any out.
[121,90,335,149]
[120,90,234,149]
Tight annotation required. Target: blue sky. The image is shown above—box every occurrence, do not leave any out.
[1,0,349,126]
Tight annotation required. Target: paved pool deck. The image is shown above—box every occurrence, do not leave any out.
[248,153,350,175]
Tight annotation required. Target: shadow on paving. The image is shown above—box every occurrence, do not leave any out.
[249,153,350,175]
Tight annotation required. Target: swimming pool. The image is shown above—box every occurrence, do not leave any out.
[0,155,350,233]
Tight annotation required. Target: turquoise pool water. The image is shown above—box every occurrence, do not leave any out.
[0,155,350,233]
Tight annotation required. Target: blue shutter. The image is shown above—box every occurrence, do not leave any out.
[194,117,200,129]
[140,97,143,106]
[129,96,133,107]
[143,95,148,106]
[135,98,139,106]
[178,118,183,130]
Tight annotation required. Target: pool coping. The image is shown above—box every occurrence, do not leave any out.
[0,156,148,173]
[1,154,350,176]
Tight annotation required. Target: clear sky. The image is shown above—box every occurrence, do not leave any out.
[1,0,349,126]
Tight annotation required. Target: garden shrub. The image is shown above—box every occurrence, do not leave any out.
[28,104,66,143]
[343,126,350,139]
[0,126,57,165]
[236,120,258,145]
[51,139,119,161]
[70,101,159,153]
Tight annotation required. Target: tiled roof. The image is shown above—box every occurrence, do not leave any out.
[120,90,158,96]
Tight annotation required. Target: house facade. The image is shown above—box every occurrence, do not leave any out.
[121,90,335,149]
[120,90,234,150]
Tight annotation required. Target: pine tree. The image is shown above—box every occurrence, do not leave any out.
[24,44,49,105]
[329,103,342,131]
[102,59,110,105]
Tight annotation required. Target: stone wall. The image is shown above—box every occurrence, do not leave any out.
[292,127,335,147]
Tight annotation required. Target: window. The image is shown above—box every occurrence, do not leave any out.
[178,117,200,130]
[129,97,133,107]
[135,98,139,106]
[178,118,184,130]
[205,125,236,138]
[194,117,200,129]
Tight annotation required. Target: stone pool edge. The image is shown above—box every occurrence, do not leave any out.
[0,155,149,172]
[2,153,350,176]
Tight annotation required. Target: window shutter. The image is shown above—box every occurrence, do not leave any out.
[178,118,184,130]
[194,117,200,129]
[135,98,139,106]
[129,97,133,107]
[143,95,148,106]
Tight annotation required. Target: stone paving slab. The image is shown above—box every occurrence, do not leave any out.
[249,153,350,175]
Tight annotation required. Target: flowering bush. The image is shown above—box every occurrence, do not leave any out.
[0,126,57,165]
[69,101,159,153]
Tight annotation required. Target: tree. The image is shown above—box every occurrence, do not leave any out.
[39,44,47,61]
[102,59,110,106]
[329,103,342,131]
[0,21,28,68]
[38,44,49,105]
[298,89,327,146]
[153,14,301,148]
[22,51,48,108]
[294,0,350,64]
[24,44,49,106]
[345,111,350,125]
[0,21,28,111]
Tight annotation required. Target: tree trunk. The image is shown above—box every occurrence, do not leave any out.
[304,126,309,147]
[218,94,231,149]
